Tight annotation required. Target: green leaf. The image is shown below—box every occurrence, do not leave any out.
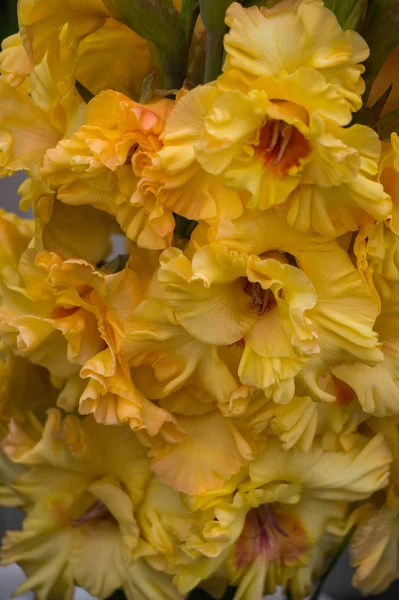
[353,83,392,126]
[323,0,336,10]
[333,0,368,30]
[363,0,399,33]
[102,0,187,88]
[243,0,267,6]
[362,2,399,103]
[243,0,281,6]
[377,109,399,138]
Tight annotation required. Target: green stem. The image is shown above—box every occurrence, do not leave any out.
[309,527,355,600]
[204,31,224,83]
[181,0,200,45]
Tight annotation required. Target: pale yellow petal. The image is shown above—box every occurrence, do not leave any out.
[150,411,252,494]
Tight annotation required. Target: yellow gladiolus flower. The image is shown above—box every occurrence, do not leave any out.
[330,276,399,417]
[156,78,390,236]
[154,210,381,405]
[139,434,390,600]
[122,297,239,404]
[0,408,182,600]
[42,91,175,249]
[349,421,399,595]
[0,77,63,178]
[0,29,85,180]
[224,1,369,114]
[153,0,389,236]
[0,237,180,440]
[17,0,180,100]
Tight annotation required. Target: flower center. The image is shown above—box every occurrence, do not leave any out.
[243,281,275,315]
[234,505,309,568]
[70,499,111,528]
[256,119,310,177]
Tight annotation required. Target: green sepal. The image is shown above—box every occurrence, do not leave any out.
[377,109,399,139]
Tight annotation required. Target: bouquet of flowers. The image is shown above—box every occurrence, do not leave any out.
[0,1,398,599]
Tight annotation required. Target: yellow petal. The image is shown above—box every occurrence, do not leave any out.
[76,19,154,100]
[122,298,238,403]
[0,78,61,176]
[250,435,391,501]
[351,505,399,595]
[224,0,368,112]
[159,247,257,345]
[150,411,252,494]
[0,499,74,600]
[0,34,31,86]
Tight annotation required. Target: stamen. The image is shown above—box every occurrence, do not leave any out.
[264,505,289,538]
[273,124,293,165]
[256,118,309,176]
[260,289,270,315]
[70,499,110,528]
[243,280,273,315]
[267,120,280,152]
[249,282,264,308]
[252,505,290,540]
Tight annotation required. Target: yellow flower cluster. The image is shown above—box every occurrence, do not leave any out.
[0,0,398,598]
